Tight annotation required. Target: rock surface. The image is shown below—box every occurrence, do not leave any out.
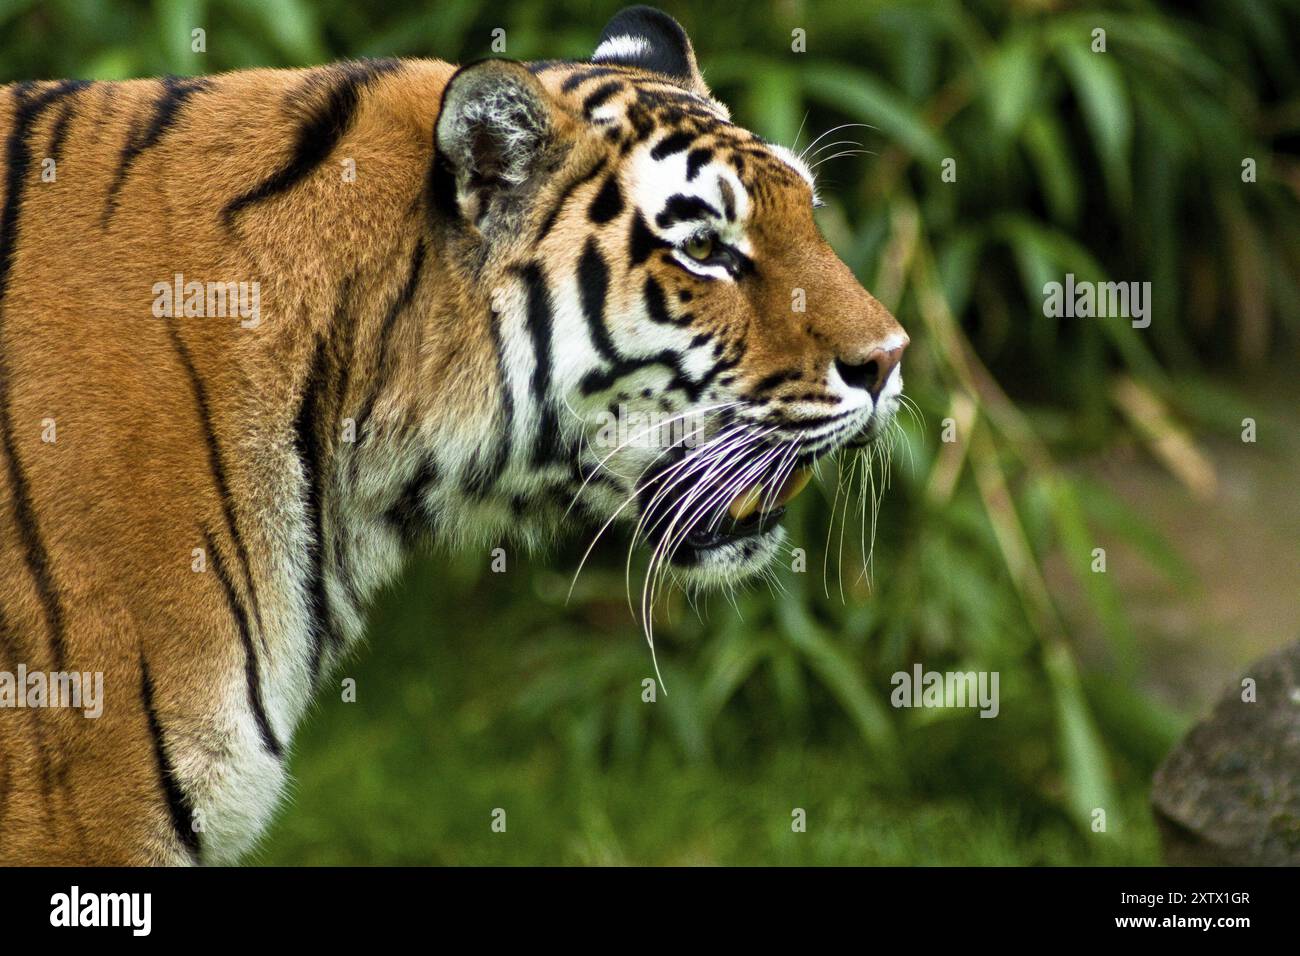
[1152,639,1300,865]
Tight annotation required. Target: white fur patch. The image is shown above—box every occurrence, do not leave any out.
[765,142,818,201]
[629,142,751,258]
[878,332,908,353]
[593,35,653,63]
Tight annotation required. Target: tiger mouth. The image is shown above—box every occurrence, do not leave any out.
[651,466,815,563]
[681,505,784,552]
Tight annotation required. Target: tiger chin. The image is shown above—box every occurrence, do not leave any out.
[0,5,908,864]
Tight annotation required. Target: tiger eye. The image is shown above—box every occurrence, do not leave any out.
[684,233,715,260]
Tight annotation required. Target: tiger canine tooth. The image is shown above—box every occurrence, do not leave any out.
[728,485,764,521]
[728,467,813,521]
[772,467,813,507]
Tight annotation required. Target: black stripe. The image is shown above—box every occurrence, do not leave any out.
[643,274,687,325]
[326,279,362,613]
[752,369,803,395]
[656,193,720,229]
[535,158,605,243]
[587,173,624,224]
[527,60,578,75]
[139,654,201,859]
[223,60,399,226]
[104,75,208,225]
[356,240,426,449]
[778,390,838,405]
[650,130,695,161]
[519,263,563,465]
[386,454,439,544]
[625,102,657,144]
[562,67,622,93]
[685,147,713,180]
[204,529,282,758]
[733,248,757,276]
[0,80,90,669]
[581,79,624,116]
[293,337,335,680]
[574,238,712,401]
[578,239,617,361]
[46,96,80,166]
[718,177,736,222]
[427,148,459,223]
[465,305,515,496]
[693,351,741,395]
[578,347,702,401]
[329,276,360,451]
[629,212,670,266]
[161,319,265,650]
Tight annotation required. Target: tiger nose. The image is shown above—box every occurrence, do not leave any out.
[834,337,909,400]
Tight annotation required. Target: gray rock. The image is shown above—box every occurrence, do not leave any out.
[1152,639,1300,866]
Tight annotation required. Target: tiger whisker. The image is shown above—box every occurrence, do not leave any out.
[821,451,850,599]
[803,139,866,162]
[566,416,726,603]
[626,422,771,634]
[797,122,875,164]
[809,149,876,171]
[640,432,783,626]
[559,398,741,519]
[642,434,788,640]
[645,441,789,627]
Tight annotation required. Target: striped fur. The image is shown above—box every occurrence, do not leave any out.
[0,7,907,864]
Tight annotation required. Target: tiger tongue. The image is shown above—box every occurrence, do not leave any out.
[727,468,813,521]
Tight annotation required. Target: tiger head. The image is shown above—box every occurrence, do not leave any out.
[431,6,908,587]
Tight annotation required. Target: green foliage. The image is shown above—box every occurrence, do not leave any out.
[6,0,1296,863]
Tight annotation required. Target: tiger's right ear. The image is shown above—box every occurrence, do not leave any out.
[434,59,558,235]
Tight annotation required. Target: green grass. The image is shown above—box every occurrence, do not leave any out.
[260,744,1162,866]
[256,557,1162,866]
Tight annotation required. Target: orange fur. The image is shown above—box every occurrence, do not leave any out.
[0,17,905,864]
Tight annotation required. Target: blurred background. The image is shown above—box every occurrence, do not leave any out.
[4,0,1297,864]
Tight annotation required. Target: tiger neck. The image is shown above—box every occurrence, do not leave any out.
[245,63,590,670]
[281,213,585,665]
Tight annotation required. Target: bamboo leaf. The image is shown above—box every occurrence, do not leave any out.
[776,600,903,775]
[982,30,1040,142]
[1045,643,1118,831]
[1054,36,1132,210]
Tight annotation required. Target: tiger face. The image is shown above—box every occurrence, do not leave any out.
[434,7,908,586]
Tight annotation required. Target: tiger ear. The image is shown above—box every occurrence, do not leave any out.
[434,59,557,234]
[592,5,710,96]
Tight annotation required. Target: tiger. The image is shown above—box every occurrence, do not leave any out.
[0,5,909,864]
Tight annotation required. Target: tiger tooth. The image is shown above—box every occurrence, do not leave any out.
[728,485,764,521]
[772,467,813,507]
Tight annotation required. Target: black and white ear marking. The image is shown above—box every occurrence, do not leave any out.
[435,59,556,232]
[593,5,708,95]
